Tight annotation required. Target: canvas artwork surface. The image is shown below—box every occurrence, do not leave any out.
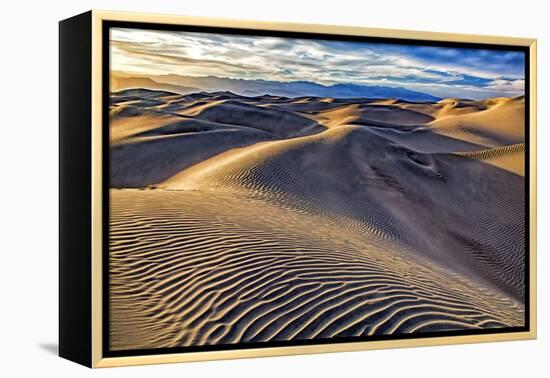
[107,26,527,352]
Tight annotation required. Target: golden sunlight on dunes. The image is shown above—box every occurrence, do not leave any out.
[454,143,525,176]
[429,96,525,147]
[108,88,526,351]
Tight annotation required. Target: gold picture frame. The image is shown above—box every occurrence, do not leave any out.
[59,10,537,368]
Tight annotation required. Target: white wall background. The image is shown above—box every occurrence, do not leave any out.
[1,0,547,376]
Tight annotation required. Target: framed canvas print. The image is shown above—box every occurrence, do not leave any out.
[59,10,537,368]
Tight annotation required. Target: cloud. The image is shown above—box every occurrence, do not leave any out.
[112,40,256,71]
[110,27,525,99]
[486,79,525,92]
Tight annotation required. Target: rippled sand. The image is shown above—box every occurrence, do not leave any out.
[109,89,525,350]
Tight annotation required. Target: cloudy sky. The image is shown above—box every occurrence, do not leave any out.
[111,27,525,99]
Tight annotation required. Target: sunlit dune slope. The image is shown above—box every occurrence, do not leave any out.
[454,143,525,176]
[429,96,525,146]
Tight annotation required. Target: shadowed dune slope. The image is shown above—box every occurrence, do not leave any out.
[259,97,364,113]
[177,100,325,138]
[314,103,434,128]
[110,126,276,188]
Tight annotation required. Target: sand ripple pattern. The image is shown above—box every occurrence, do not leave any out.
[110,190,523,351]
[162,126,525,301]
[454,143,525,160]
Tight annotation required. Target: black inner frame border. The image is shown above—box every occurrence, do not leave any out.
[101,20,531,358]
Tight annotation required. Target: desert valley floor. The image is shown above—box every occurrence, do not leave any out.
[108,88,526,350]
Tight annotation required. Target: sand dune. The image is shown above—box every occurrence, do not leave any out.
[313,103,434,128]
[161,125,525,299]
[454,143,525,176]
[110,189,523,350]
[176,99,325,138]
[429,96,525,146]
[109,90,327,187]
[108,88,526,350]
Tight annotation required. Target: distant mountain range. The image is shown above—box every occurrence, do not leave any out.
[112,71,440,102]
